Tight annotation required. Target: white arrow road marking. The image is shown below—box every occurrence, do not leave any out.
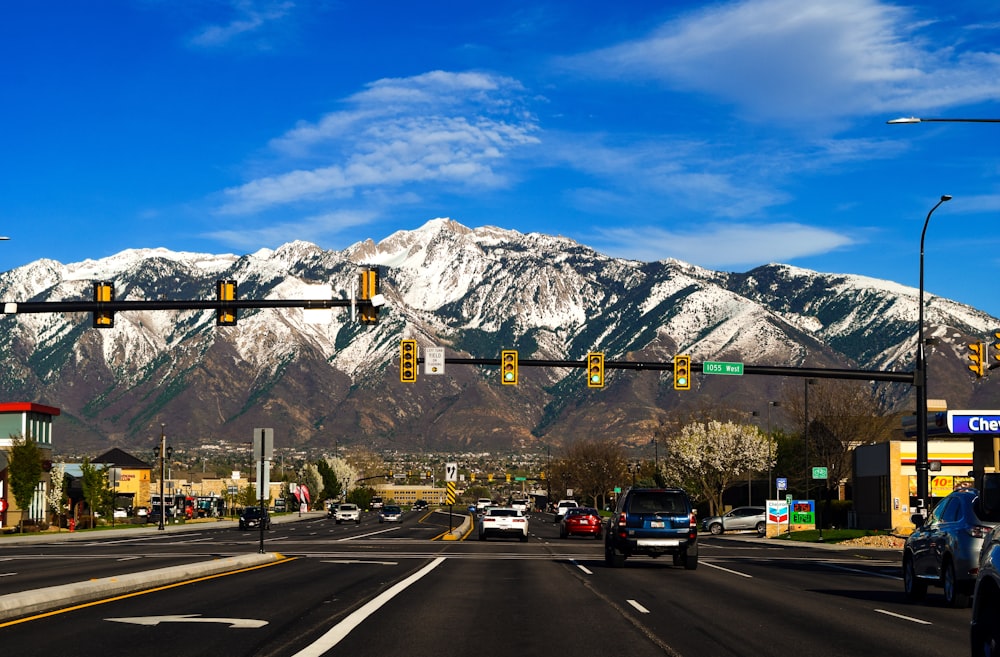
[106,614,267,628]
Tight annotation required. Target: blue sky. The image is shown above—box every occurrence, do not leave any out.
[2,1,1000,315]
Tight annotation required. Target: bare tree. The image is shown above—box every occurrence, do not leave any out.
[781,379,897,496]
[549,439,627,509]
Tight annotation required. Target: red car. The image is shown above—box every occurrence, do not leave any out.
[560,506,603,539]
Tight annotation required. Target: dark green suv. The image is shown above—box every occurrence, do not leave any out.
[604,487,698,569]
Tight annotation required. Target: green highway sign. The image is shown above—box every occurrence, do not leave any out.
[702,361,744,376]
[812,467,828,479]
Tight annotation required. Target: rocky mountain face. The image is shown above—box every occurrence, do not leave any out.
[1,218,996,456]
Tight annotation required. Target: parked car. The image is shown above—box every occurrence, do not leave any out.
[701,506,766,535]
[554,499,578,523]
[971,474,1000,656]
[560,506,602,539]
[903,487,1000,607]
[478,507,529,542]
[412,500,429,511]
[378,504,403,523]
[971,524,1000,656]
[605,487,698,569]
[333,503,361,525]
[239,506,270,531]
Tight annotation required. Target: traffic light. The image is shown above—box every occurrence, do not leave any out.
[587,352,605,388]
[358,266,380,325]
[673,354,691,391]
[400,339,418,383]
[506,473,511,483]
[969,341,986,378]
[216,279,237,326]
[993,329,1000,367]
[501,350,518,385]
[92,281,114,328]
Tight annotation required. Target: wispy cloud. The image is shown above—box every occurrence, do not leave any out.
[562,0,1000,122]
[188,0,294,48]
[202,209,376,249]
[592,222,856,267]
[219,71,539,214]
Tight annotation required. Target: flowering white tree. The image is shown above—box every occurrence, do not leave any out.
[662,420,775,515]
[47,462,66,523]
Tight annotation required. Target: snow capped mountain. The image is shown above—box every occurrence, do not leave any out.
[1,218,997,455]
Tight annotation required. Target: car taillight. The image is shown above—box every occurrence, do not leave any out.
[968,525,993,539]
[617,512,626,526]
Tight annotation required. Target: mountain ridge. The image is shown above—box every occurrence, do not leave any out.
[1,218,996,455]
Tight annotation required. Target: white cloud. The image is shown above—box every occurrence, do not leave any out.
[564,0,1000,122]
[593,222,855,267]
[188,0,294,48]
[220,71,539,214]
[202,209,376,249]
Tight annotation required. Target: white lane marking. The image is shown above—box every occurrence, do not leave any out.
[0,572,17,577]
[107,614,267,628]
[320,560,399,566]
[627,599,651,614]
[570,559,593,575]
[116,556,141,562]
[820,563,900,580]
[291,557,447,657]
[336,527,402,541]
[874,609,932,625]
[701,560,753,578]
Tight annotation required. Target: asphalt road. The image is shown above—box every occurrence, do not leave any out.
[0,510,974,656]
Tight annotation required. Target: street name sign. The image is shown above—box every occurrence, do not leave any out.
[702,361,744,376]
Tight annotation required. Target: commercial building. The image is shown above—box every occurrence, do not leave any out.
[0,402,60,529]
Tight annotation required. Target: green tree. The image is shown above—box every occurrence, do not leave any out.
[316,458,341,503]
[7,434,43,530]
[662,420,774,516]
[80,458,112,528]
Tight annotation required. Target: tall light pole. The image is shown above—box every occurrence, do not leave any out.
[915,195,952,514]
[804,378,816,500]
[767,401,780,498]
[748,410,759,505]
[156,423,171,531]
[888,117,1000,124]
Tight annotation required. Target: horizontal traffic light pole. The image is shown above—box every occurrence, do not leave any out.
[2,299,376,313]
[426,356,915,384]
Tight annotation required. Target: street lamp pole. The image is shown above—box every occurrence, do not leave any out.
[767,401,780,498]
[888,117,1000,124]
[158,423,166,531]
[804,379,816,501]
[915,195,952,514]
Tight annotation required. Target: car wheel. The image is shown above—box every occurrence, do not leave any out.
[559,528,567,539]
[356,519,361,524]
[903,554,927,601]
[682,551,698,570]
[520,533,528,542]
[972,600,1000,657]
[942,559,971,608]
[605,543,626,568]
[755,521,766,535]
[709,523,723,535]
[479,532,487,541]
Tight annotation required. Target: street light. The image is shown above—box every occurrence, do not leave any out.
[887,117,1000,124]
[915,195,952,514]
[804,379,817,501]
[748,410,759,505]
[767,401,780,498]
[153,423,172,531]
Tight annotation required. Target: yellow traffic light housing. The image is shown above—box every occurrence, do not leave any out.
[216,279,237,326]
[969,341,986,378]
[587,352,605,388]
[501,350,518,385]
[92,281,114,328]
[358,267,380,325]
[400,339,418,383]
[993,329,1000,368]
[673,354,691,390]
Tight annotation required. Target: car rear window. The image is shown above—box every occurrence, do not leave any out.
[489,509,519,517]
[628,491,687,514]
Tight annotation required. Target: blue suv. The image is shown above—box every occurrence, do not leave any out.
[604,487,698,569]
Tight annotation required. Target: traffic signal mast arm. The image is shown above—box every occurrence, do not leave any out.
[2,297,377,314]
[431,356,913,384]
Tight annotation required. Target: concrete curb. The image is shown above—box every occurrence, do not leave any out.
[0,552,285,622]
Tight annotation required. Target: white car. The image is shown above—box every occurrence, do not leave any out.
[510,498,529,513]
[554,499,578,523]
[475,498,493,512]
[478,507,529,542]
[333,503,361,525]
